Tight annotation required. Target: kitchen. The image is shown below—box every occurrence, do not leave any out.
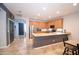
[0,3,79,55]
[29,17,71,47]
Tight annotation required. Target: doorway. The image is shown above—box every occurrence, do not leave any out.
[18,23,24,35]
[9,19,14,44]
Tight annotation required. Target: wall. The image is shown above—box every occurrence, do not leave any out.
[14,16,29,39]
[14,19,26,38]
[0,3,14,46]
[0,8,7,47]
[25,18,29,39]
[63,12,79,40]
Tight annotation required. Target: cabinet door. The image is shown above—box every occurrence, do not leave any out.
[39,22,48,28]
[48,21,55,28]
[30,21,48,29]
[55,19,63,28]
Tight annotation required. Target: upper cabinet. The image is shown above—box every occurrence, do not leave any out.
[48,17,63,28]
[29,21,48,29]
[54,18,63,28]
[29,17,63,29]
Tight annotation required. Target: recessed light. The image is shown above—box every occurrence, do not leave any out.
[73,3,77,6]
[49,16,51,18]
[56,11,60,14]
[42,7,46,11]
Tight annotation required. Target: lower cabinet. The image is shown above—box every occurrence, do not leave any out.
[33,35,68,48]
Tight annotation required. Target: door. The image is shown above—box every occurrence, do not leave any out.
[18,23,24,35]
[9,20,14,43]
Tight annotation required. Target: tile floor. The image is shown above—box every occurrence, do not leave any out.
[0,38,65,55]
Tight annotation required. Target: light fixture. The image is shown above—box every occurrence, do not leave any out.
[49,16,51,18]
[16,11,22,17]
[18,11,22,13]
[73,3,77,6]
[56,10,60,14]
[42,7,46,11]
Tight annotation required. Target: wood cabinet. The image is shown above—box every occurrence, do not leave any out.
[54,18,63,28]
[30,17,63,29]
[30,21,48,29]
[48,17,63,28]
[48,20,54,28]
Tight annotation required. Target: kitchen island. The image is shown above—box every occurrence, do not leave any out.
[32,32,71,48]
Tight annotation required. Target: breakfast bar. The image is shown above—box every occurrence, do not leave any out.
[32,32,70,48]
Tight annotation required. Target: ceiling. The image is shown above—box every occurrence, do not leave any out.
[4,3,79,20]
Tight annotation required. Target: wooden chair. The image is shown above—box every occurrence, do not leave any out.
[63,39,78,55]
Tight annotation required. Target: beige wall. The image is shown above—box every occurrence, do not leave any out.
[64,12,79,40]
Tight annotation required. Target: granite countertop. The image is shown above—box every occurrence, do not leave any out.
[32,32,71,37]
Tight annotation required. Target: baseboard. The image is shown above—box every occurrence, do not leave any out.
[0,44,10,49]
